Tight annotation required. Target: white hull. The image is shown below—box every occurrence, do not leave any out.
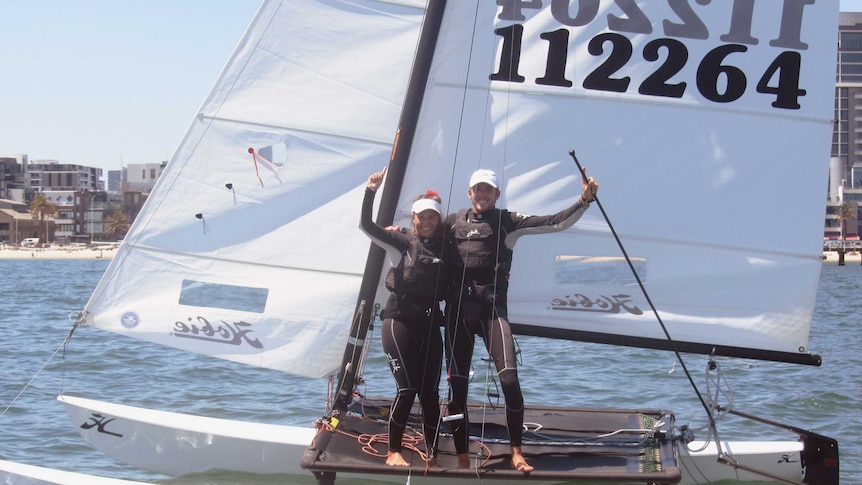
[0,459,147,485]
[60,394,806,484]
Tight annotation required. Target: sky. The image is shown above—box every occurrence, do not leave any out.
[1,1,861,172]
[0,1,261,172]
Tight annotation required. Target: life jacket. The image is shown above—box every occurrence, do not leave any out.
[385,236,449,302]
[450,208,513,277]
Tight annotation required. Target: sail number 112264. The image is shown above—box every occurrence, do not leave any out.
[491,25,806,110]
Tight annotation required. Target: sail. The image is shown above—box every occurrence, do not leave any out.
[80,0,425,379]
[385,1,838,364]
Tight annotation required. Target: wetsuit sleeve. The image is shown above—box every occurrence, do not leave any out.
[503,198,590,248]
[359,188,410,252]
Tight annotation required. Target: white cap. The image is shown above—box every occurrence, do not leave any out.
[469,169,498,189]
[412,198,442,215]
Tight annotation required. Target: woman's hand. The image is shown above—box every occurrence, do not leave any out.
[367,167,387,191]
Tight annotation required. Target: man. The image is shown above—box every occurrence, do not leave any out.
[444,167,598,472]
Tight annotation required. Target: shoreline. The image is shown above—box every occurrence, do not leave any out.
[822,251,862,264]
[0,247,116,260]
[0,248,857,264]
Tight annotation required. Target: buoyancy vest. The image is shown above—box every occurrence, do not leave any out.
[450,208,513,279]
[385,236,449,302]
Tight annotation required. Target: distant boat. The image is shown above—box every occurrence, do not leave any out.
[2,0,841,483]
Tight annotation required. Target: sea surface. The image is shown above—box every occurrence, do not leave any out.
[0,259,859,484]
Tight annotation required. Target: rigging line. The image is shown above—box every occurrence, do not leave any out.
[567,150,716,430]
[0,339,67,420]
[440,0,483,399]
[441,0,484,211]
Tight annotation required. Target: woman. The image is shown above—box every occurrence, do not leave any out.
[359,167,450,467]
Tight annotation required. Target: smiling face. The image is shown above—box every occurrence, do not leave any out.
[468,182,500,213]
[412,209,441,238]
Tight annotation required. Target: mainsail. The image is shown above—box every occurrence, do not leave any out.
[79,0,426,379]
[381,0,838,365]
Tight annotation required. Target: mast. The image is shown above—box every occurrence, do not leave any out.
[331,0,448,413]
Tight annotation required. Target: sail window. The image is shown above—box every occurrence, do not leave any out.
[554,255,646,285]
[178,279,268,313]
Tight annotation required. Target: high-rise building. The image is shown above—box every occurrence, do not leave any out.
[828,13,862,240]
[107,170,123,193]
[834,13,862,186]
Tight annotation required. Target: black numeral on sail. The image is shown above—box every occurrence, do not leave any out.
[697,44,748,103]
[583,33,631,93]
[489,23,807,110]
[537,29,572,87]
[640,38,687,98]
[490,24,526,83]
[756,51,805,109]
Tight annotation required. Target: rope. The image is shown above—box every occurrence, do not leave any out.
[0,339,68,420]
[316,416,438,469]
[567,150,721,439]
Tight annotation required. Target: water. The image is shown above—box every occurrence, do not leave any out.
[0,259,859,484]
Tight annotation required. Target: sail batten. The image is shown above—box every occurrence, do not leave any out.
[194,114,401,146]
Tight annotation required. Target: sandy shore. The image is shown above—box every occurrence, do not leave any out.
[0,247,116,259]
[0,247,855,263]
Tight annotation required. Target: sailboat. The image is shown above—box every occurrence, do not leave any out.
[5,0,842,483]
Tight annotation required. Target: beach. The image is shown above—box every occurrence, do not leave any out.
[1,248,855,264]
[0,247,116,259]
[1,248,856,264]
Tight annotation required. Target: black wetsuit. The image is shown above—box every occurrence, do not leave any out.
[360,188,450,456]
[444,200,589,455]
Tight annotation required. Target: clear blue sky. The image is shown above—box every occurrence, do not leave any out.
[0,1,860,172]
[0,1,260,172]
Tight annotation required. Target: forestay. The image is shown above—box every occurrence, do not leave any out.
[79,0,426,379]
[387,1,838,364]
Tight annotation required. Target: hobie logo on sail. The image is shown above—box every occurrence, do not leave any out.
[550,294,643,315]
[173,316,264,349]
[120,312,140,329]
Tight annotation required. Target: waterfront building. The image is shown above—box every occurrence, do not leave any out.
[123,162,166,192]
[0,155,29,203]
[827,13,862,239]
[27,160,103,193]
[0,198,50,244]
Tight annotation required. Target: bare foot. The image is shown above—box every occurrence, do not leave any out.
[511,446,533,473]
[386,451,409,467]
[457,452,470,469]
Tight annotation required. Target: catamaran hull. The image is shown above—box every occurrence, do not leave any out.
[0,459,148,485]
[60,394,807,484]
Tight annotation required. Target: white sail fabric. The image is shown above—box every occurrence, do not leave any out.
[81,0,425,379]
[389,1,838,361]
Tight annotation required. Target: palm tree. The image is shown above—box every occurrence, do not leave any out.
[103,210,131,241]
[836,202,856,266]
[29,193,58,245]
